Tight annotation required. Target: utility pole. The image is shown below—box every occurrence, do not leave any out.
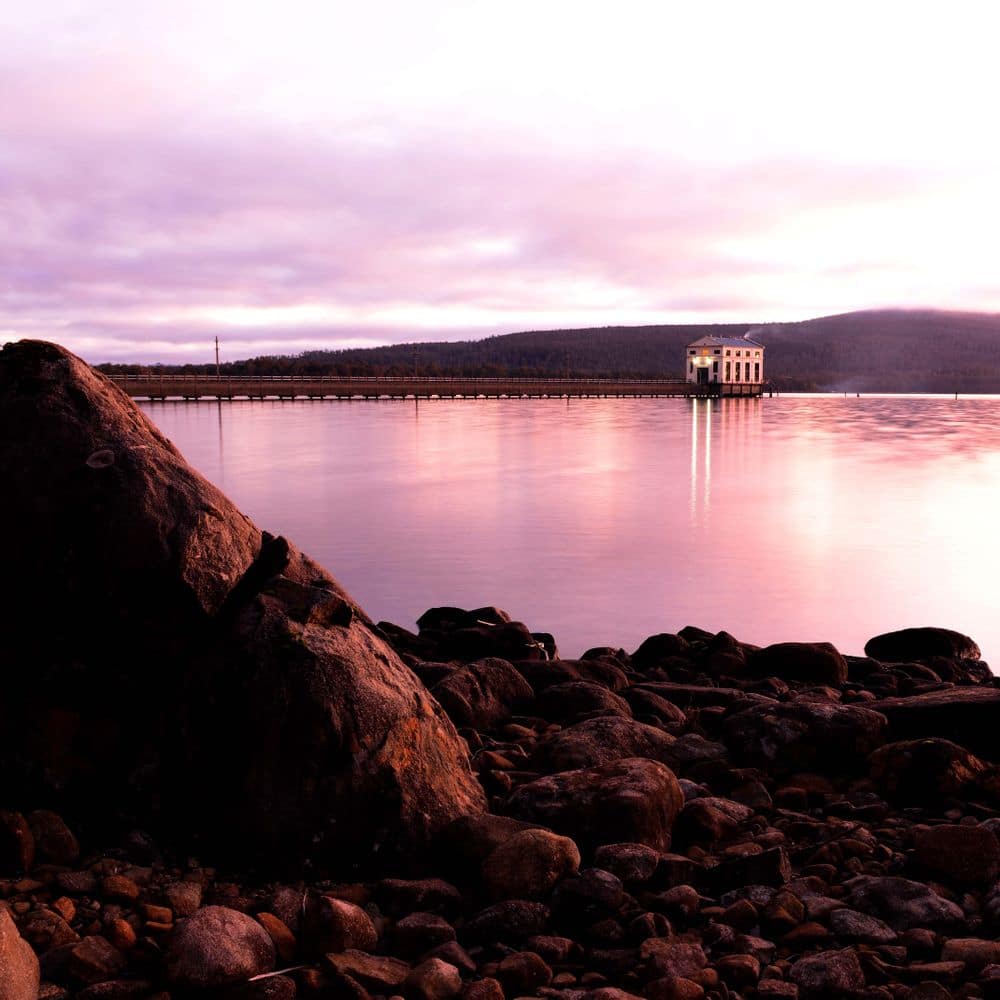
[215,337,220,377]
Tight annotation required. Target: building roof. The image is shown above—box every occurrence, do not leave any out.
[687,336,764,349]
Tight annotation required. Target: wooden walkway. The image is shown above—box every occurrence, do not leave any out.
[110,375,769,400]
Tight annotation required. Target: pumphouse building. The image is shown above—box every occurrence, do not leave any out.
[686,336,765,394]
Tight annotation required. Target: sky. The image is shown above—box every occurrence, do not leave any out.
[4,1,1000,363]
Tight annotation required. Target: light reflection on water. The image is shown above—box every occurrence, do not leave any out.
[141,395,1000,664]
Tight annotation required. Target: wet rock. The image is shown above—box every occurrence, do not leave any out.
[723,700,887,772]
[747,642,849,686]
[481,828,581,900]
[0,341,486,868]
[404,958,463,1000]
[430,658,534,729]
[165,905,276,988]
[842,876,965,932]
[505,758,684,853]
[530,717,679,773]
[0,906,39,1000]
[789,948,864,997]
[865,627,981,663]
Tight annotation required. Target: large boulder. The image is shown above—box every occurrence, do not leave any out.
[842,876,966,932]
[867,738,992,806]
[746,642,849,686]
[872,687,1000,761]
[504,758,684,854]
[723,699,887,772]
[0,906,39,1000]
[0,341,485,867]
[166,906,275,988]
[865,627,981,663]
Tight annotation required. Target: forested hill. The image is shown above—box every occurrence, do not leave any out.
[100,309,1000,392]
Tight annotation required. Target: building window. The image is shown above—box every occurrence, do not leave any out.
[734,364,741,381]
[689,350,695,355]
[725,361,731,381]
[725,350,731,356]
[755,351,761,357]
[712,361,719,374]
[745,361,751,380]
[713,349,721,355]
[689,362,693,373]
[754,362,760,381]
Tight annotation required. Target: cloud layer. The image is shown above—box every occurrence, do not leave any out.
[4,2,1000,362]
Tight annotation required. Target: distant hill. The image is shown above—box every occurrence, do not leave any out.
[99,309,1000,392]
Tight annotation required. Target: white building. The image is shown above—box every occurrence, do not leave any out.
[685,336,765,390]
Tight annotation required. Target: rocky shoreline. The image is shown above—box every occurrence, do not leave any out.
[4,341,1000,1000]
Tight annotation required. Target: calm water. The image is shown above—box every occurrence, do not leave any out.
[141,395,1000,665]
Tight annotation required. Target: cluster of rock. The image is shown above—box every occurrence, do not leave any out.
[4,342,1000,1000]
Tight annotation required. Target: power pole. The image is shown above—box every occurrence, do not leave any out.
[215,337,220,377]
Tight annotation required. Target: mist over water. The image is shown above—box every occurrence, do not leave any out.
[142,395,1000,664]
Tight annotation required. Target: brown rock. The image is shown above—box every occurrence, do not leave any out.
[747,642,849,686]
[913,824,1000,885]
[529,716,679,773]
[404,958,463,1000]
[0,341,486,869]
[481,828,580,900]
[868,738,989,806]
[256,912,296,962]
[640,939,707,979]
[304,896,378,954]
[0,906,39,1000]
[789,948,864,997]
[645,978,705,1000]
[68,936,126,985]
[865,627,981,662]
[461,978,504,1000]
[324,950,410,991]
[495,951,552,994]
[27,811,79,865]
[430,658,534,729]
[106,919,136,952]
[504,758,684,853]
[0,813,34,875]
[100,876,140,903]
[165,905,276,988]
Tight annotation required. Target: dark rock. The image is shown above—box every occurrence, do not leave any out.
[165,905,276,988]
[865,627,981,663]
[480,828,581,900]
[0,906,39,1000]
[27,811,79,865]
[706,847,791,889]
[673,796,753,846]
[842,876,965,931]
[871,687,1000,760]
[913,824,1000,885]
[593,843,660,884]
[461,900,550,945]
[392,912,456,958]
[324,950,410,992]
[495,951,552,994]
[375,878,463,917]
[461,978,504,1000]
[723,700,887,772]
[0,813,34,875]
[304,895,378,954]
[868,738,991,805]
[639,938,707,978]
[747,642,849,686]
[535,682,632,724]
[530,716,678,773]
[431,658,534,730]
[0,341,486,868]
[789,948,865,997]
[404,958,463,1000]
[67,936,126,985]
[828,908,897,944]
[621,689,688,732]
[505,758,684,854]
[632,634,691,671]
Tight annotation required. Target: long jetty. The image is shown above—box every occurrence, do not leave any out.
[110,375,769,400]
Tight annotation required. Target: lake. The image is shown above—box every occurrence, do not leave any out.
[141,395,1000,665]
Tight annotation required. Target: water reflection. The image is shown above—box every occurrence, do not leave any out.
[142,395,1000,664]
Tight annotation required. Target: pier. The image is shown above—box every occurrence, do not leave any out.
[109,374,770,400]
